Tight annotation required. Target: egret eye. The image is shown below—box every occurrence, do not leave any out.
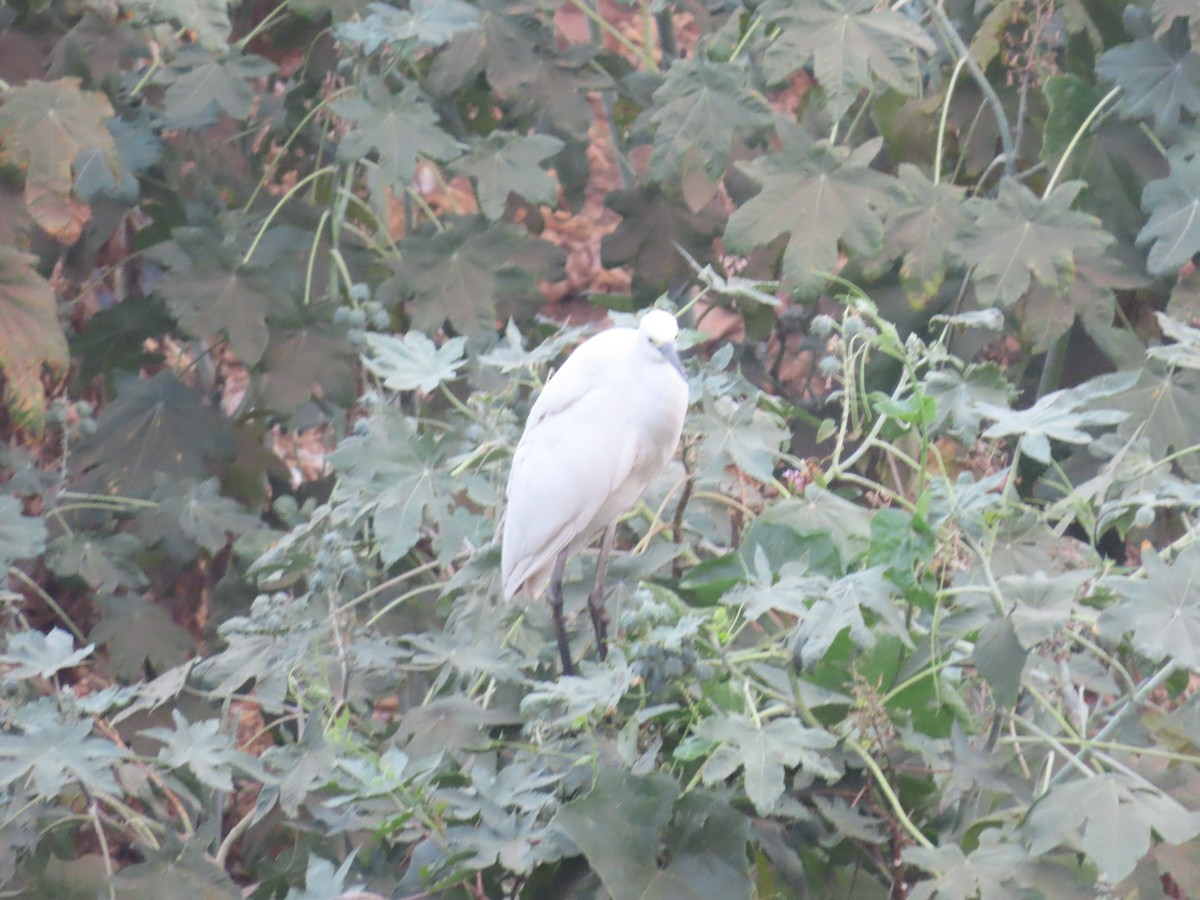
[500,314,688,675]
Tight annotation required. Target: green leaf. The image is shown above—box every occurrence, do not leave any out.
[288,0,369,21]
[971,616,1026,707]
[429,8,607,133]
[1,628,93,679]
[257,323,357,413]
[678,246,783,307]
[71,371,236,499]
[1152,0,1197,38]
[725,123,893,298]
[1100,545,1200,668]
[693,394,790,484]
[692,713,839,814]
[49,9,149,90]
[756,487,874,559]
[111,837,241,899]
[923,363,1013,442]
[905,832,1028,900]
[46,532,148,591]
[1169,269,1200,318]
[602,185,724,303]
[328,407,453,565]
[0,494,48,567]
[478,319,588,373]
[1112,366,1200,480]
[0,77,118,242]
[140,477,259,560]
[1097,20,1200,133]
[90,594,194,681]
[1041,74,1102,163]
[0,244,70,433]
[884,164,971,306]
[453,9,539,91]
[143,709,262,792]
[762,0,936,120]
[394,696,522,758]
[285,854,361,900]
[157,47,277,130]
[1148,312,1200,370]
[258,714,338,817]
[955,179,1113,308]
[71,296,172,387]
[520,655,638,725]
[334,80,461,188]
[452,131,563,220]
[197,594,321,713]
[361,330,467,393]
[405,629,525,683]
[552,769,752,900]
[866,507,937,602]
[794,566,912,667]
[873,391,937,427]
[1026,773,1200,883]
[153,227,280,365]
[0,712,124,795]
[394,217,527,336]
[978,370,1137,464]
[1017,245,1144,353]
[720,558,828,620]
[1006,571,1090,647]
[122,0,232,50]
[1137,151,1200,276]
[334,0,478,54]
[644,56,773,183]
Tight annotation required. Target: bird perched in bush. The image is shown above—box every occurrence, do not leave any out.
[501,309,688,674]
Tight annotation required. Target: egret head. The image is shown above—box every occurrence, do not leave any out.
[638,309,685,378]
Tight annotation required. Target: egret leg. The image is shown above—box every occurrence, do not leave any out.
[547,547,575,676]
[587,524,617,662]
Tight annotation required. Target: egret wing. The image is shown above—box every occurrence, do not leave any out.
[501,383,641,598]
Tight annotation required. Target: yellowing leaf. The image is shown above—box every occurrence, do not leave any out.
[0,248,69,433]
[0,78,118,243]
[955,179,1113,308]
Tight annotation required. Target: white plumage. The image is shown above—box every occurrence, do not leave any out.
[501,309,688,672]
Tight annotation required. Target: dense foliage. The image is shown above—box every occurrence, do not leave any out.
[3,0,1200,897]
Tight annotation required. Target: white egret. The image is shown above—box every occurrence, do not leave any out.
[501,309,689,674]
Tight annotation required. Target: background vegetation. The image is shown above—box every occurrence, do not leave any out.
[2,0,1200,896]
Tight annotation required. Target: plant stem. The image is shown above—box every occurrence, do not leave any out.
[934,55,968,185]
[847,735,935,849]
[1043,86,1121,196]
[924,0,1016,179]
[1050,662,1180,787]
[236,0,287,48]
[242,165,337,266]
[7,568,87,644]
[568,0,657,70]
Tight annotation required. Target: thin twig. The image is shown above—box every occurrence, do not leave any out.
[924,0,1017,179]
[215,804,258,868]
[7,568,86,644]
[1049,662,1180,788]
